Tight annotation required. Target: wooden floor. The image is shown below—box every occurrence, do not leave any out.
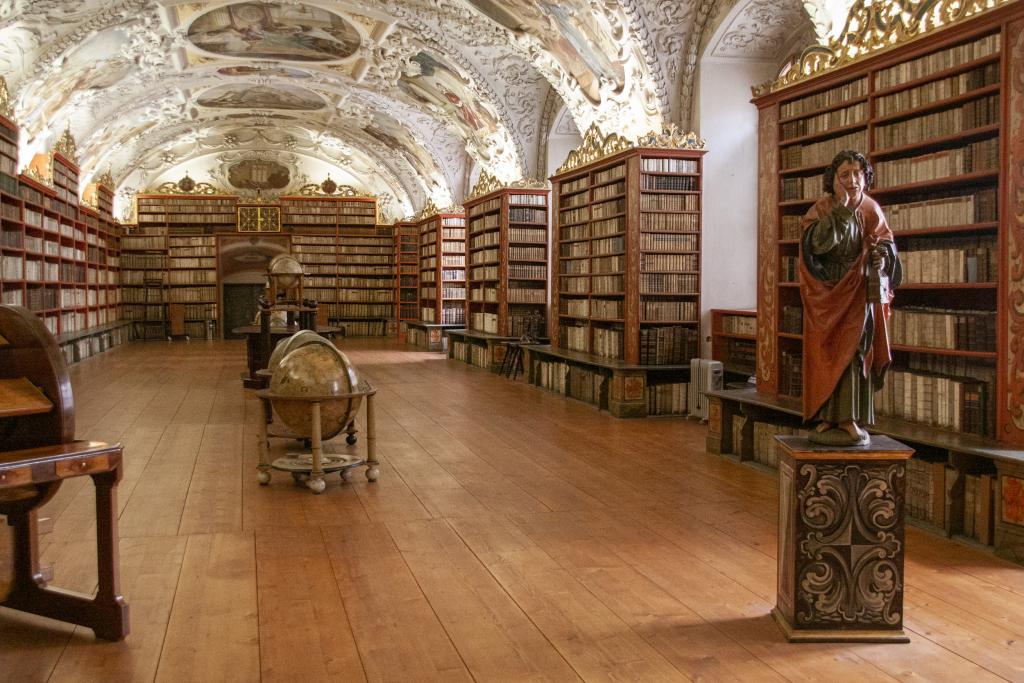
[2,338,1024,682]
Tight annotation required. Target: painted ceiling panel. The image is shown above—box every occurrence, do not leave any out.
[0,0,809,219]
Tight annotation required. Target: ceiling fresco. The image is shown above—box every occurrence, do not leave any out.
[0,0,813,219]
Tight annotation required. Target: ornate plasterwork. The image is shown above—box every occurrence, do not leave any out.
[298,180,375,198]
[755,0,1012,96]
[707,0,810,59]
[636,123,707,150]
[0,75,13,119]
[149,173,225,196]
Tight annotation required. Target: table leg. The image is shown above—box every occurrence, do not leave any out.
[366,393,379,482]
[257,398,272,485]
[307,402,326,494]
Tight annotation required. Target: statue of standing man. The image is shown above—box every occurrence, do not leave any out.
[800,150,902,446]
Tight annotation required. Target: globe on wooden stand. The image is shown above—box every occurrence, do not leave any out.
[255,332,379,493]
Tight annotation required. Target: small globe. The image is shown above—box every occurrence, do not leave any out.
[267,330,332,372]
[268,254,304,291]
[270,342,361,440]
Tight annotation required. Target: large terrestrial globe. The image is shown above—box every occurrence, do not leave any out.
[267,330,332,372]
[269,342,361,440]
[268,254,304,291]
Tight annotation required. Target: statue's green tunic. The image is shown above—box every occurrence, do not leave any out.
[799,195,902,424]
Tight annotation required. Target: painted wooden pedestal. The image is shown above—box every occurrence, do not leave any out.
[773,435,914,643]
[406,322,460,352]
[995,460,1024,563]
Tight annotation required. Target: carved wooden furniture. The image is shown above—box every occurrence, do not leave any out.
[0,304,129,640]
[255,380,379,494]
[233,323,339,389]
[773,435,913,643]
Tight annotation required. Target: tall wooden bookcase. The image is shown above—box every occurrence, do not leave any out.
[754,5,1012,441]
[394,220,419,332]
[280,195,393,336]
[417,208,466,326]
[750,0,1024,559]
[0,113,128,360]
[463,181,549,338]
[550,140,705,365]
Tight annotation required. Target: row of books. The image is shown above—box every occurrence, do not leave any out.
[594,164,627,186]
[779,350,803,398]
[138,197,234,208]
[510,227,547,243]
[470,311,498,334]
[780,129,867,173]
[641,158,698,174]
[877,368,988,435]
[887,188,996,231]
[335,321,390,336]
[139,213,234,224]
[168,287,216,303]
[900,238,996,284]
[876,62,999,118]
[639,253,697,272]
[509,308,545,337]
[639,325,699,365]
[874,33,1000,91]
[592,274,624,294]
[470,232,499,249]
[509,207,546,223]
[469,288,498,302]
[561,176,590,195]
[451,340,489,367]
[874,94,999,150]
[510,246,545,261]
[724,338,756,374]
[122,288,167,304]
[780,305,803,334]
[168,258,215,270]
[891,306,996,352]
[592,255,624,274]
[510,194,547,206]
[561,191,589,209]
[168,270,215,284]
[641,176,698,192]
[592,235,624,255]
[780,77,867,120]
[874,137,999,188]
[641,212,699,232]
[641,233,697,251]
[594,181,625,202]
[534,358,569,393]
[469,197,502,216]
[471,265,498,280]
[508,288,545,304]
[722,314,756,336]
[567,365,605,405]
[748,421,809,468]
[640,272,698,293]
[122,236,167,250]
[780,101,867,142]
[559,323,591,353]
[471,214,500,232]
[594,197,626,218]
[647,381,688,415]
[168,248,215,258]
[641,300,697,322]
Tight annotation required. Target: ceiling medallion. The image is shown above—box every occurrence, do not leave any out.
[556,124,634,175]
[0,75,14,120]
[54,125,78,164]
[753,0,1011,96]
[636,124,707,151]
[297,177,375,198]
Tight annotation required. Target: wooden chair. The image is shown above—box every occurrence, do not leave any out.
[0,305,129,640]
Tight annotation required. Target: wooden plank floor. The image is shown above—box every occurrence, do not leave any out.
[2,338,1024,681]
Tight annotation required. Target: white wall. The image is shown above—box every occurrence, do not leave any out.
[695,59,778,357]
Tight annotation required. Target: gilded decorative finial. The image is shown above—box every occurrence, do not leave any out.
[556,123,634,174]
[753,0,1011,96]
[413,198,441,220]
[96,166,115,189]
[466,170,503,201]
[636,123,707,150]
[0,75,13,120]
[54,123,78,163]
[297,179,374,197]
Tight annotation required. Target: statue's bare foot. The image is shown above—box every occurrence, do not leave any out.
[814,421,833,433]
[839,421,869,443]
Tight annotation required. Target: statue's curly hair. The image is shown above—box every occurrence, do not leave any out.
[823,150,873,195]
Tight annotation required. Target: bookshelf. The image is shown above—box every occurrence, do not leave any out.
[120,225,168,340]
[136,194,237,234]
[417,208,466,326]
[464,181,550,338]
[710,309,756,380]
[524,126,704,417]
[280,195,393,336]
[394,220,419,336]
[748,0,1024,560]
[167,235,217,339]
[0,113,129,361]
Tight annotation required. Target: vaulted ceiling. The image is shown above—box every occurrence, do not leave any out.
[0,0,813,221]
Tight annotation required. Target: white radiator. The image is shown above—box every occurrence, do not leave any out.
[688,358,723,420]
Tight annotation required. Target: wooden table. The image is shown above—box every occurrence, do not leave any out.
[0,440,129,641]
[233,324,341,388]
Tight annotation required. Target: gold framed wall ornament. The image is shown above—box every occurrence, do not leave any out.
[237,205,282,232]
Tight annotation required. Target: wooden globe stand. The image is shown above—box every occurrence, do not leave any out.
[254,380,378,494]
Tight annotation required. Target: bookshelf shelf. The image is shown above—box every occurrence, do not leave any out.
[417,209,466,327]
